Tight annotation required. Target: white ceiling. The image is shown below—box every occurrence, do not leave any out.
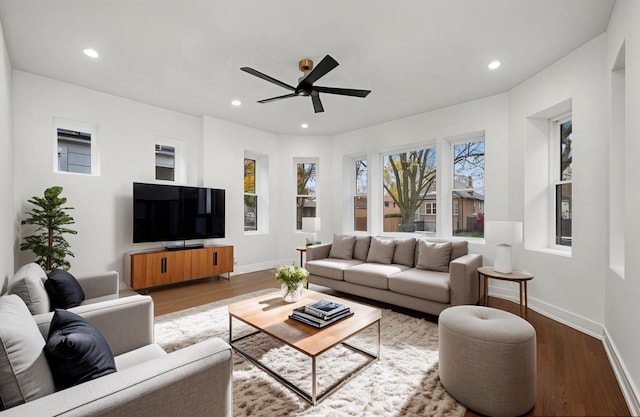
[0,0,614,136]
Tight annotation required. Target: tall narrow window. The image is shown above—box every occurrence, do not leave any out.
[354,159,367,231]
[155,145,175,181]
[452,139,485,237]
[555,118,572,246]
[383,148,436,233]
[296,162,317,230]
[244,158,258,231]
[57,128,92,174]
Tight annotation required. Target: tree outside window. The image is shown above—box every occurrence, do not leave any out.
[296,162,316,229]
[354,159,367,231]
[452,140,485,237]
[383,148,437,233]
[244,158,257,231]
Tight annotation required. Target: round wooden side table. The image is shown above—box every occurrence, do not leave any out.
[296,246,307,267]
[477,266,534,318]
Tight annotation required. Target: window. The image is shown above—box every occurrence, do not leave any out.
[155,145,175,181]
[554,117,572,247]
[452,139,485,238]
[382,147,436,233]
[54,118,99,175]
[354,159,367,231]
[244,158,258,231]
[296,162,317,230]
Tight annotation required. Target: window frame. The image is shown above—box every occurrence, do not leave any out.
[294,158,318,231]
[353,157,368,232]
[244,151,269,235]
[450,136,485,239]
[549,113,572,251]
[53,117,100,176]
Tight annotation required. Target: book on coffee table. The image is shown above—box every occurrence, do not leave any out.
[290,305,353,328]
[303,299,348,320]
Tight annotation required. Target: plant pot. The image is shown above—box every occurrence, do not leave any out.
[281,283,303,303]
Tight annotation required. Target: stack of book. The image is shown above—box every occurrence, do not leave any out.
[289,299,353,328]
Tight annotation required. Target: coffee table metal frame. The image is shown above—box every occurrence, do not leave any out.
[228,291,381,406]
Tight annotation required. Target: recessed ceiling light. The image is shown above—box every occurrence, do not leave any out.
[231,99,241,106]
[83,48,99,58]
[488,60,501,70]
[301,123,309,129]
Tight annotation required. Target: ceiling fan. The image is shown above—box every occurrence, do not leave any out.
[240,55,371,113]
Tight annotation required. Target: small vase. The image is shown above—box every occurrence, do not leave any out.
[281,283,303,303]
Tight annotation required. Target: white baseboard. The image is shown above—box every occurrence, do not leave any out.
[489,287,639,415]
[489,287,602,338]
[603,328,640,416]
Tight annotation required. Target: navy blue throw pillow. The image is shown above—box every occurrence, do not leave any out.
[44,309,116,390]
[45,269,85,309]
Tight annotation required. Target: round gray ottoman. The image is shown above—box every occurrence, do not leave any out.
[438,305,536,417]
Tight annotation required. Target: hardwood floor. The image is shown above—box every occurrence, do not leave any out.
[140,270,631,416]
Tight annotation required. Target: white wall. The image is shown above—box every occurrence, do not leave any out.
[0,20,13,293]
[12,71,202,277]
[603,0,640,412]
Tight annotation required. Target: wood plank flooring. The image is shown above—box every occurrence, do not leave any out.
[141,270,631,416]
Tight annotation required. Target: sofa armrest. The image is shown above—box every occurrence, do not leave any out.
[306,243,332,261]
[34,294,154,356]
[0,338,233,417]
[449,253,483,306]
[76,271,119,300]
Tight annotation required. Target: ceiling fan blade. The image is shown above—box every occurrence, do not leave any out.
[298,55,339,87]
[240,67,295,91]
[311,91,324,113]
[314,86,371,98]
[257,93,297,103]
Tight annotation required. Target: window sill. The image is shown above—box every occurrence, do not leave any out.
[527,247,572,258]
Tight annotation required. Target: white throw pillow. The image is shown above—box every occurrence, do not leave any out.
[0,294,56,410]
[9,263,50,315]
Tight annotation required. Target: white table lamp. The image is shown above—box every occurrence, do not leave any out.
[484,221,523,273]
[302,217,321,245]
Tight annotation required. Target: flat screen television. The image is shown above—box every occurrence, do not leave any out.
[133,182,225,245]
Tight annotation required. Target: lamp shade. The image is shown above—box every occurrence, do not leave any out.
[302,217,321,233]
[484,221,523,245]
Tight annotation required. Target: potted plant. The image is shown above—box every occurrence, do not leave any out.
[274,264,308,303]
[20,186,77,272]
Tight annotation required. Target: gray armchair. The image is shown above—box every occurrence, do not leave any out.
[0,293,233,417]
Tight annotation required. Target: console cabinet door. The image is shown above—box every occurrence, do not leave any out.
[131,251,191,289]
[191,246,234,277]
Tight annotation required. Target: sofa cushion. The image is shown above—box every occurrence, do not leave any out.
[0,294,56,410]
[44,309,117,391]
[344,263,411,290]
[366,237,396,264]
[8,263,50,315]
[329,235,357,260]
[450,240,469,261]
[416,240,452,272]
[305,258,364,281]
[389,268,450,304]
[392,238,416,267]
[353,236,372,261]
[45,269,86,310]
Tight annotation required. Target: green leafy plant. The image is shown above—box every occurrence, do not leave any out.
[20,186,77,272]
[274,264,309,295]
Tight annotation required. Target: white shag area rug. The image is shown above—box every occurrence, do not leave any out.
[154,289,465,417]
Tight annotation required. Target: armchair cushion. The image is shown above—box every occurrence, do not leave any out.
[8,263,50,315]
[44,309,116,390]
[45,269,85,309]
[0,295,55,410]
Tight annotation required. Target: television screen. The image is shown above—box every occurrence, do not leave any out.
[133,183,225,243]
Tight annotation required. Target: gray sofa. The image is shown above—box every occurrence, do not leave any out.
[0,293,233,416]
[306,235,482,316]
